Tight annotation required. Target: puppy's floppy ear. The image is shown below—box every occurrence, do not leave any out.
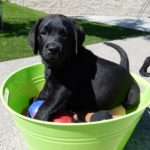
[74,22,85,54]
[28,18,42,54]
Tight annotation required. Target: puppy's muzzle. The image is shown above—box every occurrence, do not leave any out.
[46,44,62,55]
[43,43,62,61]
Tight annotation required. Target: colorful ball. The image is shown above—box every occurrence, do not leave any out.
[28,100,45,118]
[51,110,74,123]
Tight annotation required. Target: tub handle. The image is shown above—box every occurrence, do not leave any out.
[4,88,9,103]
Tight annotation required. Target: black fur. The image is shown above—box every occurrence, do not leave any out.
[28,14,140,121]
[140,57,150,77]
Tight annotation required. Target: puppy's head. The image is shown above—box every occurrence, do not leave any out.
[28,14,85,67]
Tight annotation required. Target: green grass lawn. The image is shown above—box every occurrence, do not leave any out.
[0,1,148,62]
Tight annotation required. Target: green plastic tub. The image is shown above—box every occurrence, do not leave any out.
[1,63,150,150]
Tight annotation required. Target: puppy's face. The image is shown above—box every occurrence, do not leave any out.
[38,16,74,65]
[29,15,85,67]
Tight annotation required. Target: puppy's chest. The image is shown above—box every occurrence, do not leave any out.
[49,69,99,110]
[53,72,84,91]
[55,66,93,90]
[54,73,97,103]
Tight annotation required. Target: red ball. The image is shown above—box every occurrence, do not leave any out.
[52,110,74,123]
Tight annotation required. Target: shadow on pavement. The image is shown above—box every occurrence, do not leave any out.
[125,107,150,150]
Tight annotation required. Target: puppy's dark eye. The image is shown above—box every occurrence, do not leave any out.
[40,30,47,36]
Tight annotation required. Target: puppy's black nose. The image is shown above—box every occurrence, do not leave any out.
[48,45,61,54]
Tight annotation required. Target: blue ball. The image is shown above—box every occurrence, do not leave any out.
[28,100,45,118]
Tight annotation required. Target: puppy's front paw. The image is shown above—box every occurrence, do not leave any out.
[33,102,56,121]
[34,111,50,121]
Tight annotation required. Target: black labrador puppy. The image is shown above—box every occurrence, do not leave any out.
[28,14,140,121]
[140,57,150,77]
